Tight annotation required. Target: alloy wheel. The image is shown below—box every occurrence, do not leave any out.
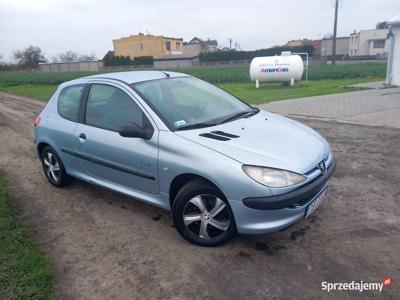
[43,151,61,183]
[183,194,231,239]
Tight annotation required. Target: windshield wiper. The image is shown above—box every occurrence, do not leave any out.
[175,122,218,131]
[175,108,259,131]
[219,108,259,124]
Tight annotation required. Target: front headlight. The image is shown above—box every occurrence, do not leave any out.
[242,165,306,188]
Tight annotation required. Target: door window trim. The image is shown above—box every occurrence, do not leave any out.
[80,82,154,134]
[57,84,86,122]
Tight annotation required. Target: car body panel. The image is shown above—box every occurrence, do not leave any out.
[175,110,330,174]
[71,123,160,194]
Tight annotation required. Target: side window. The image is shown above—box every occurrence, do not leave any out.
[57,85,84,122]
[85,84,143,132]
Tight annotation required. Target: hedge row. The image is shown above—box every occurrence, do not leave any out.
[199,45,315,62]
[103,53,153,66]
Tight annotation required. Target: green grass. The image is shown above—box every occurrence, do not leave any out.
[0,77,381,105]
[0,64,386,103]
[0,84,57,101]
[0,63,386,86]
[218,77,382,104]
[0,170,53,300]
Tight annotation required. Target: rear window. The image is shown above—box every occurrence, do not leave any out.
[57,85,84,122]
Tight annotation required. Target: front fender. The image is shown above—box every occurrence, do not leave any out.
[158,132,273,202]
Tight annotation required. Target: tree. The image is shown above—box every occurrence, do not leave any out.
[58,50,80,62]
[376,21,388,29]
[56,50,97,62]
[13,45,47,68]
[78,52,97,61]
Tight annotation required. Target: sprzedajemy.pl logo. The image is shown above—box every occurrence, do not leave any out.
[321,277,393,293]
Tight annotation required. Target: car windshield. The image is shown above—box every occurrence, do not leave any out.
[132,77,255,130]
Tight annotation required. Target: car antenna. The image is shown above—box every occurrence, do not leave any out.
[160,71,170,78]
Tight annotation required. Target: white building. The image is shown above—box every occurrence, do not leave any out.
[183,37,218,56]
[349,28,389,57]
[386,15,400,86]
[320,37,350,56]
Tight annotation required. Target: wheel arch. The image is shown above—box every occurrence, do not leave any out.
[169,173,225,209]
[37,141,51,157]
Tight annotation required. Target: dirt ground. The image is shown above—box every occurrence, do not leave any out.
[0,91,399,299]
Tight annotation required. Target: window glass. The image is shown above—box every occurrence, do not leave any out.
[58,85,84,122]
[85,84,143,131]
[133,77,252,130]
[373,40,385,48]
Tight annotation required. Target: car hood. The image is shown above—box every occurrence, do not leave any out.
[174,110,331,174]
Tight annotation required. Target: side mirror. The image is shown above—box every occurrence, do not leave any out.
[119,123,153,139]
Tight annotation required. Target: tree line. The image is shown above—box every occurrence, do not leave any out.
[199,45,315,62]
[0,45,154,70]
[102,51,153,66]
[0,46,97,70]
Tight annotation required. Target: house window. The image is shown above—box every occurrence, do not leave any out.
[176,42,181,50]
[373,40,385,48]
[165,41,171,51]
[140,43,144,51]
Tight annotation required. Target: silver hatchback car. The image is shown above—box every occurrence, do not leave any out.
[34,71,335,246]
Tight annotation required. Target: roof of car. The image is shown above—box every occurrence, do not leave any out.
[83,70,189,84]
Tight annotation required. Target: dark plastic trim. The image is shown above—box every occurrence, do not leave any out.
[211,131,240,138]
[61,148,156,180]
[199,133,230,141]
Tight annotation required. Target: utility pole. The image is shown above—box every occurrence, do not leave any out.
[229,38,232,50]
[331,0,339,65]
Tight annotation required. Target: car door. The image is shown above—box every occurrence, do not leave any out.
[73,82,159,194]
[48,84,86,175]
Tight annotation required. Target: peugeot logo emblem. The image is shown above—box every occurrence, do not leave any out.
[318,161,326,174]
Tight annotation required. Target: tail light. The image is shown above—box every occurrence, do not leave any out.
[34,116,41,126]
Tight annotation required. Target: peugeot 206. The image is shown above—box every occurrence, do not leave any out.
[34,71,335,246]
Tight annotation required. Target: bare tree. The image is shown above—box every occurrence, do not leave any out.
[78,52,97,61]
[13,45,47,68]
[56,50,97,62]
[57,50,80,62]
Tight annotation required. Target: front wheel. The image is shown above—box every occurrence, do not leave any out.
[172,179,236,246]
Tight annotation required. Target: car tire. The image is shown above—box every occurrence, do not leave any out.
[40,146,72,187]
[172,178,236,246]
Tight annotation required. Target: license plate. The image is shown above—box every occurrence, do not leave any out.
[305,187,327,218]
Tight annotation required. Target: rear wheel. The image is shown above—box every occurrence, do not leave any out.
[172,179,236,246]
[40,146,72,187]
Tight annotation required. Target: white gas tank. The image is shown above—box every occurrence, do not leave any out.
[250,54,304,85]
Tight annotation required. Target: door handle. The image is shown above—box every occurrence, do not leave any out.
[78,133,86,143]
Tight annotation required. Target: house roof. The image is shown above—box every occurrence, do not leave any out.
[188,37,218,46]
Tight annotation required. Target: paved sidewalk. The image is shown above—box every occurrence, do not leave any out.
[260,87,400,128]
[347,81,385,89]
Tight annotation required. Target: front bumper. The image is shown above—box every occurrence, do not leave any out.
[243,156,336,210]
[231,156,336,235]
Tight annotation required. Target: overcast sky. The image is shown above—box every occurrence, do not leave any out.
[0,0,398,61]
